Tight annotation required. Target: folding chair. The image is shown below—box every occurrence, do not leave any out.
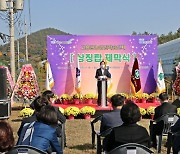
[7,145,47,154]
[167,131,180,154]
[150,113,179,153]
[90,115,102,148]
[96,127,112,154]
[107,143,154,154]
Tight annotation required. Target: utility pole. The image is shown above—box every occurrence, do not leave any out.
[17,39,20,70]
[0,0,24,82]
[9,0,15,82]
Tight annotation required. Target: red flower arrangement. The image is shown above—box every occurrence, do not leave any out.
[13,64,40,103]
[173,64,180,96]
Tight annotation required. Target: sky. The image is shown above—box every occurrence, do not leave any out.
[0,0,180,44]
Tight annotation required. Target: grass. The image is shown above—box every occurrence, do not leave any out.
[6,104,169,154]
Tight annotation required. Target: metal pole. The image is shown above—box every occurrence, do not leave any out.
[17,39,20,70]
[9,0,16,82]
[25,19,28,62]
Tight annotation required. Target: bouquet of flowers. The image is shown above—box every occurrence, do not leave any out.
[72,93,83,99]
[146,106,156,115]
[80,106,96,115]
[13,64,40,103]
[173,74,180,96]
[83,93,95,99]
[64,106,80,116]
[20,107,34,118]
[59,107,64,114]
[139,107,146,116]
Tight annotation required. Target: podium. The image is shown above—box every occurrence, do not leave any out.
[97,76,108,107]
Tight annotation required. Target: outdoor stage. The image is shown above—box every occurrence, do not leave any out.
[53,100,161,111]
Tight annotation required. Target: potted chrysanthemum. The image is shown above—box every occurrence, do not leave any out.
[149,93,159,103]
[64,106,80,120]
[72,93,83,104]
[20,107,34,118]
[147,106,156,119]
[60,94,72,105]
[84,93,95,104]
[80,106,96,120]
[139,107,146,117]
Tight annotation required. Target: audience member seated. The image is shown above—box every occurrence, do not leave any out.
[18,105,62,154]
[105,101,150,152]
[171,118,180,154]
[42,90,66,124]
[149,92,177,148]
[100,94,124,133]
[17,96,49,136]
[0,121,15,153]
[42,90,66,147]
[172,97,180,108]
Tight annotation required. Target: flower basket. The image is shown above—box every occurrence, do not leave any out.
[139,107,146,116]
[64,106,80,117]
[20,107,34,118]
[80,106,96,116]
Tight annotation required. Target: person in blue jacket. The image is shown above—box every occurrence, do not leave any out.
[18,105,62,154]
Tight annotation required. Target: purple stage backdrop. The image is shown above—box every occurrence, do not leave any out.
[47,35,158,96]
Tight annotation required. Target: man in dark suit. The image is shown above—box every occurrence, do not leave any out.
[150,92,177,148]
[105,101,150,152]
[95,61,111,106]
[100,94,125,133]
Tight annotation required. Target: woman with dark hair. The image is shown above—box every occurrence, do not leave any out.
[105,101,150,152]
[17,96,49,136]
[18,105,62,154]
[0,121,14,153]
[42,90,66,124]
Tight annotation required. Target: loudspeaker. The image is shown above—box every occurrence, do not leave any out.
[0,99,11,119]
[0,68,7,100]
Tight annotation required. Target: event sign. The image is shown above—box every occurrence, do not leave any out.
[47,35,158,96]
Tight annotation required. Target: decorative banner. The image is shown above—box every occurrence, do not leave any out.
[47,35,158,96]
[12,64,40,103]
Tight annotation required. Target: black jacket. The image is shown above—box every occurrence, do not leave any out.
[154,102,177,120]
[105,123,150,152]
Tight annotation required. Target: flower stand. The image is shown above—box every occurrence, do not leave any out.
[86,99,93,104]
[68,115,74,120]
[84,114,91,120]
